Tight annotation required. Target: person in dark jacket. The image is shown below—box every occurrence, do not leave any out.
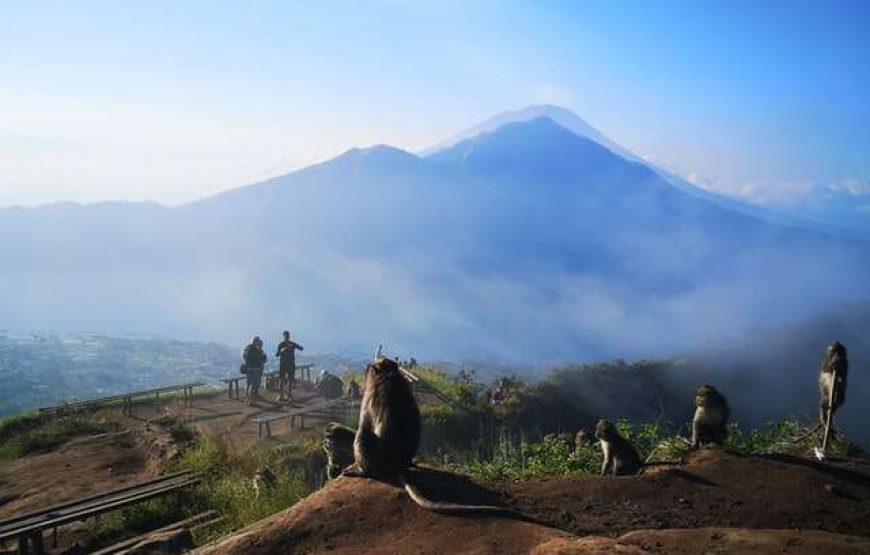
[243,336,267,405]
[275,330,303,403]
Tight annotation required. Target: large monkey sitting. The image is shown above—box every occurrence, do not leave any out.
[326,357,512,513]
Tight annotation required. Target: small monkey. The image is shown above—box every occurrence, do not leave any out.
[337,356,513,513]
[323,422,356,480]
[595,419,642,476]
[574,429,592,458]
[692,384,730,448]
[345,378,362,400]
[819,341,848,427]
[253,466,276,498]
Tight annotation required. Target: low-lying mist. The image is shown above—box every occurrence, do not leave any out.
[2,116,868,441]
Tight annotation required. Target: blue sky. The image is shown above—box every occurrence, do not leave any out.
[1,0,868,206]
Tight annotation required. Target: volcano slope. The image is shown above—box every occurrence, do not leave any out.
[197,449,870,555]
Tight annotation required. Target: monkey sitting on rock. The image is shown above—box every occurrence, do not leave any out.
[691,384,730,449]
[324,356,513,513]
[595,419,643,476]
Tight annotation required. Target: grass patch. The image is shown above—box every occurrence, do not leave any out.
[172,434,313,545]
[0,413,122,459]
[152,414,197,445]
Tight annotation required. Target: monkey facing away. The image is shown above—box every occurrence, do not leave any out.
[595,419,643,476]
[334,356,512,513]
[819,341,848,427]
[692,384,730,448]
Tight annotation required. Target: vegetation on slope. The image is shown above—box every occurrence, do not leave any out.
[0,411,123,459]
[411,363,864,481]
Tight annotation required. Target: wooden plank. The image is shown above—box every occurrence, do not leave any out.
[0,471,195,530]
[0,473,201,541]
[250,398,348,425]
[89,510,217,555]
[0,478,201,541]
[39,383,205,414]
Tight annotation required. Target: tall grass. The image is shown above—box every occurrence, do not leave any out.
[171,433,315,545]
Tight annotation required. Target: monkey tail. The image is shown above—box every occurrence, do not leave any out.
[398,471,515,514]
[642,460,682,467]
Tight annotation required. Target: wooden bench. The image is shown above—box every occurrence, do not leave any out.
[263,370,278,391]
[220,376,245,399]
[39,382,205,417]
[251,398,349,438]
[296,364,314,383]
[0,471,201,555]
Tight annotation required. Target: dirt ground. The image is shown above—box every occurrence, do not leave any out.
[180,383,355,449]
[0,430,152,519]
[0,382,343,518]
[197,449,870,555]
[0,383,348,553]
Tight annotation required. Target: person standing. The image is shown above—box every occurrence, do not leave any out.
[243,336,267,405]
[276,330,304,402]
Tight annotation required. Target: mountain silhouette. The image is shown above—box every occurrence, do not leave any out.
[2,109,869,361]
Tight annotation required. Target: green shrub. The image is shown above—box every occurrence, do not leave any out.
[446,417,854,482]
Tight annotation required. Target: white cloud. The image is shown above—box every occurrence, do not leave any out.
[827,177,870,196]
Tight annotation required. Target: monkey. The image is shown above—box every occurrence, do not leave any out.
[573,429,592,458]
[253,466,277,498]
[691,384,730,449]
[819,341,848,428]
[345,378,362,400]
[593,420,681,474]
[337,356,513,513]
[316,371,344,399]
[323,422,356,480]
[595,419,643,476]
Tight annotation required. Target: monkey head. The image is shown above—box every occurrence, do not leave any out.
[695,384,719,407]
[594,419,617,441]
[255,466,276,482]
[827,341,847,360]
[575,429,592,448]
[366,356,401,384]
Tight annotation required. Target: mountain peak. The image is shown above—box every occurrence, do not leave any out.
[424,116,650,186]
[421,105,635,161]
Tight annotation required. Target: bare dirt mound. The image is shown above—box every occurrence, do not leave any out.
[198,449,870,555]
[618,528,870,555]
[504,449,870,537]
[0,429,152,518]
[196,468,645,555]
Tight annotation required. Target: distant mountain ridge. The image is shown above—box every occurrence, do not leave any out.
[2,108,869,362]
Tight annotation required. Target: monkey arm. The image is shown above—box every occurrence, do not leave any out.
[837,376,847,406]
[691,419,700,448]
[600,445,612,476]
